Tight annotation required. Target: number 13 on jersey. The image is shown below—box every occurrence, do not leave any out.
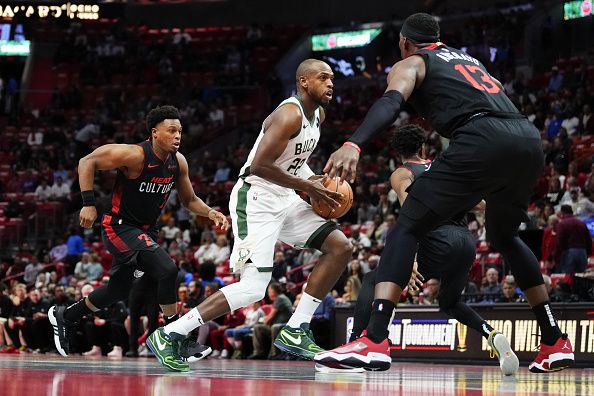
[454,64,500,94]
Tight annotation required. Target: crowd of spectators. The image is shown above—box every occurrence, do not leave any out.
[2,9,594,358]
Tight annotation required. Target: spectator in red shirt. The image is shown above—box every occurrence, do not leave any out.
[554,205,592,274]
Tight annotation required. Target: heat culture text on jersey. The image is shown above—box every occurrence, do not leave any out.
[110,140,179,227]
[139,176,175,194]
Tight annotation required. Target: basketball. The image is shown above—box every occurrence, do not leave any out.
[311,177,354,219]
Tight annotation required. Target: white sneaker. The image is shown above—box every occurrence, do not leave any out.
[107,346,123,358]
[210,349,221,358]
[138,344,149,357]
[488,331,519,376]
[83,346,102,356]
[220,349,229,359]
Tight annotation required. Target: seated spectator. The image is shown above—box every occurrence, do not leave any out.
[161,218,180,247]
[249,283,292,359]
[213,235,231,266]
[51,285,74,308]
[194,232,218,264]
[51,176,71,201]
[209,308,245,359]
[348,259,364,282]
[198,261,225,289]
[86,253,104,282]
[549,281,579,303]
[225,301,265,359]
[480,267,501,299]
[562,187,594,217]
[183,281,204,312]
[422,278,440,305]
[82,300,128,357]
[554,205,591,274]
[547,66,563,92]
[498,276,521,303]
[338,276,361,303]
[23,257,44,286]
[21,287,51,353]
[213,160,231,183]
[34,179,53,201]
[74,252,92,280]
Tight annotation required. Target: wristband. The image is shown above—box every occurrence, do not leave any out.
[81,190,96,207]
[343,141,361,153]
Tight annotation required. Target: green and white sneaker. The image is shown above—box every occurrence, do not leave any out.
[273,323,324,360]
[146,327,190,372]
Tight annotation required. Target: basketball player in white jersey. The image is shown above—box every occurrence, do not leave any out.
[149,59,354,370]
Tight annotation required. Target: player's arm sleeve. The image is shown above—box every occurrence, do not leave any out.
[347,90,404,147]
[298,162,315,179]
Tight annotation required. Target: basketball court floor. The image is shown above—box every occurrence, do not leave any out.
[0,355,590,395]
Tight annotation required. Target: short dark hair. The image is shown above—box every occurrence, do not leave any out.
[391,124,426,158]
[560,205,573,215]
[146,105,181,133]
[401,13,440,44]
[268,282,283,294]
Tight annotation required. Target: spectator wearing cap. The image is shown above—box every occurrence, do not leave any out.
[554,205,592,274]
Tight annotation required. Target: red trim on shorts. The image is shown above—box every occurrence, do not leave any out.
[111,185,122,215]
[102,215,129,252]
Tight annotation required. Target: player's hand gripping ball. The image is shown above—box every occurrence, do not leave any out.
[312,177,354,219]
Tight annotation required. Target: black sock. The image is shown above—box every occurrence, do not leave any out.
[64,298,93,323]
[164,313,179,325]
[479,321,495,339]
[365,299,394,343]
[532,302,562,345]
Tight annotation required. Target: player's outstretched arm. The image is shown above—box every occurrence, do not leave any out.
[250,104,342,209]
[78,144,143,228]
[324,56,424,183]
[175,152,229,230]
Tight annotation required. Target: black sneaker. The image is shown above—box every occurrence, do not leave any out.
[48,306,72,357]
[178,338,212,363]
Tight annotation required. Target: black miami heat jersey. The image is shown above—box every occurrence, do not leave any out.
[110,140,179,227]
[408,43,519,138]
[401,159,468,228]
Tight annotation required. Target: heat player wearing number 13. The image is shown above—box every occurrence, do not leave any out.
[316,13,574,373]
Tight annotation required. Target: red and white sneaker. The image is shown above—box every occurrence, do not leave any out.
[529,334,574,373]
[313,331,391,371]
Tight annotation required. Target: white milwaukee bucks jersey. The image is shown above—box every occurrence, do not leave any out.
[239,96,320,195]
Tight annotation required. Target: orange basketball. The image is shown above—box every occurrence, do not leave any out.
[312,178,354,219]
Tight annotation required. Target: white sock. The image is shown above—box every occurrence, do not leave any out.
[164,307,204,336]
[286,292,322,328]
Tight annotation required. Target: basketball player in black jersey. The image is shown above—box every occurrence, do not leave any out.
[337,124,519,375]
[317,13,574,372]
[48,106,228,372]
